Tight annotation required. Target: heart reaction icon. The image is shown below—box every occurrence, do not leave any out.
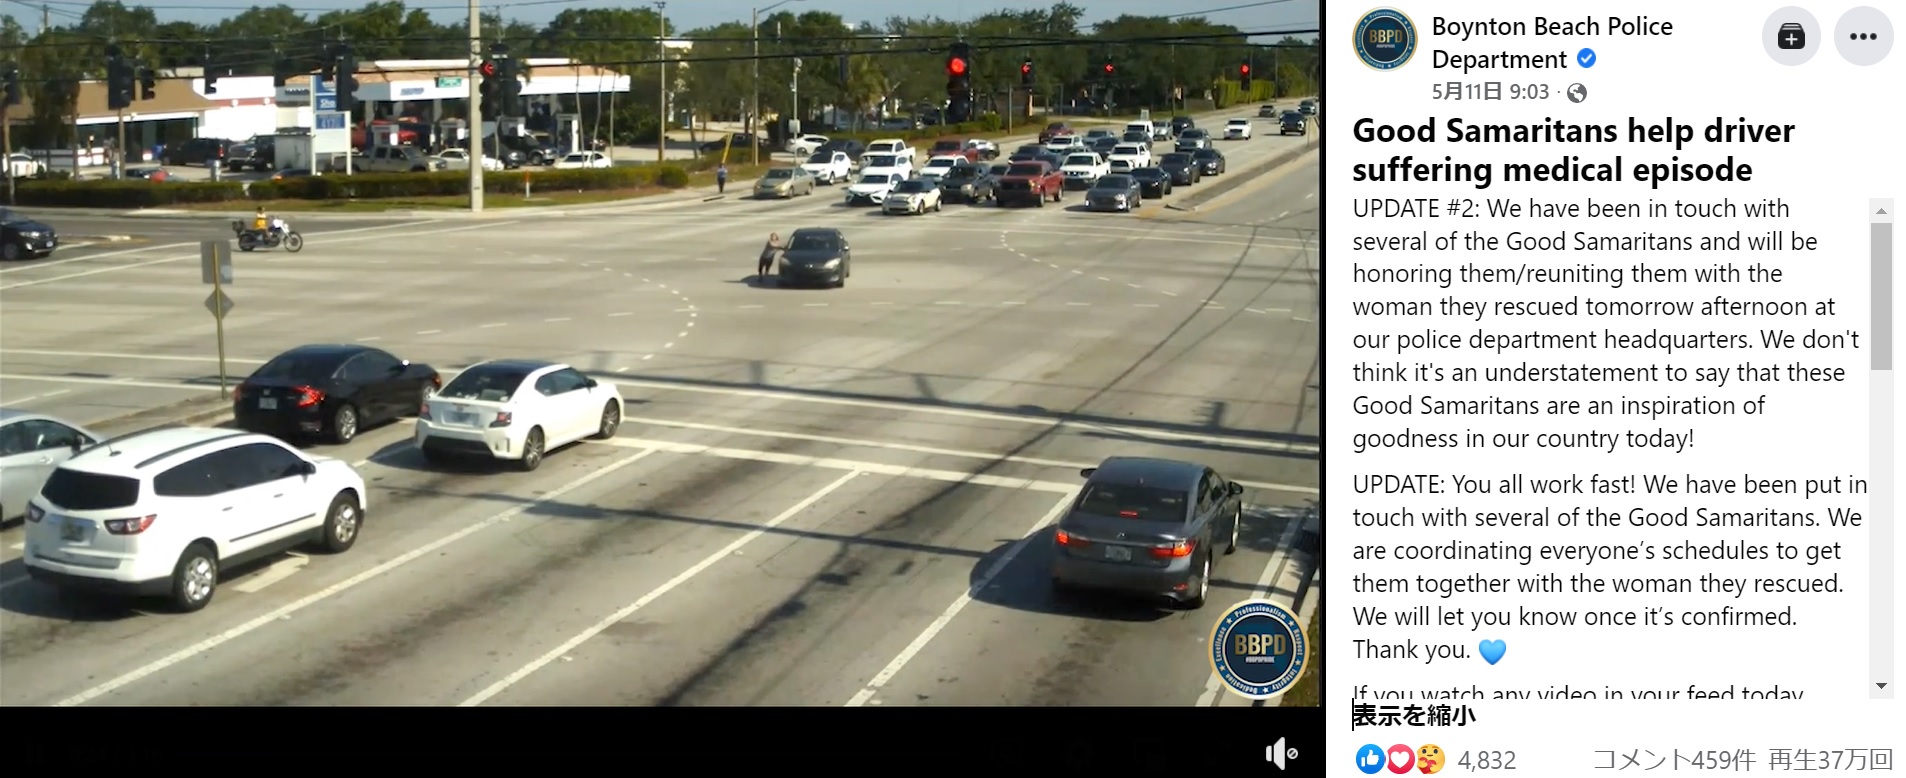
[1387,744,1417,773]
[1479,639,1508,665]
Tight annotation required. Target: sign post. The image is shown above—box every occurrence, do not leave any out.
[201,240,235,397]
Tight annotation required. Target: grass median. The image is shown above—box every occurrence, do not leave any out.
[172,161,774,213]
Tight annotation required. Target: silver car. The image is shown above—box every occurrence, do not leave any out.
[754,167,817,199]
[0,409,100,521]
[1085,174,1143,212]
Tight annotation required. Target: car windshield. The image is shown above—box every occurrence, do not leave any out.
[1229,119,1248,125]
[1094,175,1134,189]
[1163,153,1192,165]
[869,144,898,154]
[931,141,960,151]
[1284,112,1304,121]
[943,166,975,179]
[1195,150,1219,159]
[857,174,891,185]
[989,164,1011,175]
[864,155,898,167]
[40,469,141,511]
[1076,483,1187,522]
[925,158,957,167]
[1132,168,1163,179]
[0,208,29,225]
[806,153,830,164]
[1114,146,1143,156]
[764,169,793,179]
[438,366,530,402]
[254,350,350,381]
[894,180,930,193]
[1066,155,1098,166]
[787,233,839,251]
[562,154,587,162]
[1183,130,1206,138]
[1016,145,1043,154]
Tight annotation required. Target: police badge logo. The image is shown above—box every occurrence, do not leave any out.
[1210,598,1309,700]
[1355,8,1418,71]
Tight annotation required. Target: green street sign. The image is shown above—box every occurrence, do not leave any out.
[436,76,464,88]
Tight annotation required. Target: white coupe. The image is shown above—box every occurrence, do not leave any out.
[553,151,612,170]
[415,359,623,471]
[433,148,505,171]
[1224,118,1254,140]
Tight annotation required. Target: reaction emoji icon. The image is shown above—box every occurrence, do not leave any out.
[1478,639,1507,665]
[1418,744,1446,774]
[1387,744,1417,773]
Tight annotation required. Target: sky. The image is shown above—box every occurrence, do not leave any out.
[12,0,1317,38]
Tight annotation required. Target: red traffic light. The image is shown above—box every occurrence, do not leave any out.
[1021,62,1031,74]
[1103,63,1115,73]
[947,57,968,76]
[1240,64,1250,74]
[479,61,497,77]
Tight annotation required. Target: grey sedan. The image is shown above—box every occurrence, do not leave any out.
[755,167,817,199]
[1051,457,1244,609]
[1085,174,1143,212]
[0,409,100,521]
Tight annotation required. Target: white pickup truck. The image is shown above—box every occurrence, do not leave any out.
[1060,152,1110,188]
[800,150,853,184]
[864,138,915,166]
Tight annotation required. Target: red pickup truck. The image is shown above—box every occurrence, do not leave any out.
[927,138,1000,163]
[1038,122,1072,144]
[994,161,1065,207]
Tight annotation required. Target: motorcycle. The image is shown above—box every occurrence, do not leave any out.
[231,219,304,253]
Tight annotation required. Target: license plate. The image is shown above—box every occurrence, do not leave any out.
[447,412,477,426]
[60,519,86,541]
[1103,545,1132,562]
[258,397,278,410]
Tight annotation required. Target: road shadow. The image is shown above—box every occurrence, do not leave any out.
[1,549,326,625]
[723,275,781,289]
[364,435,594,475]
[965,526,1173,623]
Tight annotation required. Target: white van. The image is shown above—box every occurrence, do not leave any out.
[1124,121,1155,140]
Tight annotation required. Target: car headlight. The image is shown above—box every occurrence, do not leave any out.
[821,258,842,268]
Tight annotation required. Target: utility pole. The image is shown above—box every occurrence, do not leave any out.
[466,0,484,212]
[750,6,760,166]
[790,57,800,133]
[655,1,668,164]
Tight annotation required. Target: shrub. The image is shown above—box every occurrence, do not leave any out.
[14,179,246,208]
[246,167,678,201]
[654,166,690,187]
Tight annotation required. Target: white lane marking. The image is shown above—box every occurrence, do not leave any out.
[677,331,688,337]
[1245,308,1266,314]
[0,374,222,392]
[415,329,442,335]
[802,303,828,308]
[0,221,430,275]
[844,490,1078,706]
[1160,291,1179,297]
[1000,301,1025,306]
[599,437,1073,494]
[1069,270,1083,275]
[1196,513,1307,707]
[935,301,962,306]
[616,366,629,373]
[458,469,864,706]
[9,542,22,550]
[1066,302,1091,307]
[544,317,572,323]
[641,354,655,360]
[1277,210,1289,219]
[1127,283,1141,289]
[480,322,509,328]
[1134,303,1160,308]
[0,223,510,291]
[1293,316,1314,323]
[0,349,264,363]
[1264,307,1293,313]
[1096,276,1110,281]
[619,416,1317,494]
[1305,192,1315,199]
[663,342,675,349]
[4,388,69,404]
[52,449,659,707]
[739,304,764,309]
[0,350,1317,455]
[232,554,308,594]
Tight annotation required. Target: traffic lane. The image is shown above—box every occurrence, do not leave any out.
[0,219,455,291]
[855,503,1314,707]
[476,468,1071,706]
[0,420,661,706]
[0,375,221,429]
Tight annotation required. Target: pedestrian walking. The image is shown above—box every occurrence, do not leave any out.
[716,163,728,194]
[758,232,782,279]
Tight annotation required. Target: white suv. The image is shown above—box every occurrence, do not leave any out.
[22,426,367,612]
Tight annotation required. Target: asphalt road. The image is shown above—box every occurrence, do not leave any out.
[0,108,1318,707]
[0,214,407,266]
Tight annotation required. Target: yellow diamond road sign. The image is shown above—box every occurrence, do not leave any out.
[205,288,234,319]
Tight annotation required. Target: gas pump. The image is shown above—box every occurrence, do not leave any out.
[554,113,582,156]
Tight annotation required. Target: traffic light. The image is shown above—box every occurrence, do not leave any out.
[1020,59,1034,88]
[2,64,20,107]
[272,57,296,87]
[139,67,156,100]
[837,53,849,85]
[332,44,359,114]
[1101,60,1116,78]
[105,45,134,111]
[1239,61,1252,90]
[478,59,499,117]
[498,55,521,114]
[945,41,973,123]
[204,47,220,94]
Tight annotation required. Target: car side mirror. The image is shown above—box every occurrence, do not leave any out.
[1228,482,1244,496]
[1079,467,1097,479]
[583,378,598,388]
[301,461,318,476]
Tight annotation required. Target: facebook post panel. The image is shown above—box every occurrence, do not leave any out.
[1333,3,1900,774]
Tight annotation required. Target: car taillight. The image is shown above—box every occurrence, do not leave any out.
[420,402,432,417]
[294,385,324,408]
[105,515,157,535]
[234,381,251,400]
[1151,539,1195,559]
[1056,529,1090,548]
[490,411,512,428]
[25,504,45,523]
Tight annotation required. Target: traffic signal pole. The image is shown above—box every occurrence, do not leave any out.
[466,0,484,212]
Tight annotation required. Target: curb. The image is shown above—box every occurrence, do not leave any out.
[66,234,135,242]
[1168,137,1318,213]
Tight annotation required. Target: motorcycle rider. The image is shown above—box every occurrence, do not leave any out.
[251,206,269,236]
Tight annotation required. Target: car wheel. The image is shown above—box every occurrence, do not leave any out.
[933,200,942,212]
[329,403,359,444]
[1182,552,1211,609]
[518,427,545,471]
[1227,505,1241,554]
[0,242,19,261]
[168,542,219,613]
[1036,193,1046,208]
[315,492,362,553]
[593,400,621,440]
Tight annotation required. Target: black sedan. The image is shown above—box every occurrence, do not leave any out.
[234,344,442,444]
[1130,166,1172,198]
[1169,115,1197,135]
[0,208,57,260]
[777,228,852,288]
[1280,111,1306,135]
[939,164,995,204]
[1052,457,1243,609]
[1085,174,1144,213]
[1192,147,1227,176]
[1159,153,1202,186]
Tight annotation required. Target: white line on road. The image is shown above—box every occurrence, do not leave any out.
[0,221,429,276]
[1195,513,1308,707]
[935,301,962,306]
[9,542,22,550]
[1277,211,1289,219]
[617,416,1316,494]
[802,303,828,308]
[1293,316,1314,323]
[1070,270,1083,275]
[544,317,572,323]
[232,553,308,594]
[1134,303,1160,308]
[1066,302,1091,306]
[459,469,864,706]
[1127,283,1141,288]
[480,322,508,328]
[663,342,674,348]
[844,490,1077,706]
[52,449,659,707]
[1096,276,1110,281]
[0,373,222,391]
[0,223,510,291]
[415,329,441,335]
[4,388,69,404]
[604,312,634,317]
[597,437,1074,494]
[739,304,764,309]
[1160,291,1179,297]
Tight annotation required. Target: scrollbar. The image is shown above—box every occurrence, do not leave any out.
[1869,198,1894,700]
